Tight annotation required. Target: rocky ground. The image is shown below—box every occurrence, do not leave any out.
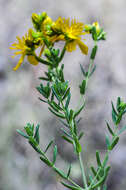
[1,0,126,190]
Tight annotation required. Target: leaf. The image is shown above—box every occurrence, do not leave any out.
[40,156,52,167]
[105,135,110,149]
[118,125,126,135]
[116,97,121,111]
[48,101,59,112]
[91,166,110,188]
[65,93,71,109]
[54,168,67,179]
[16,129,29,139]
[51,101,63,111]
[74,102,85,119]
[74,136,82,153]
[61,181,80,190]
[102,153,109,167]
[62,135,73,144]
[80,64,86,77]
[53,145,57,164]
[67,164,71,178]
[62,88,70,101]
[39,77,50,81]
[111,101,118,116]
[51,86,60,101]
[78,132,84,140]
[112,110,117,124]
[106,121,114,136]
[38,97,47,103]
[89,65,96,77]
[79,80,86,95]
[59,119,69,128]
[48,107,65,119]
[96,151,102,167]
[61,128,72,138]
[76,117,82,124]
[90,166,100,180]
[44,140,54,153]
[69,109,74,122]
[29,136,38,147]
[109,136,119,150]
[34,124,40,144]
[90,45,98,60]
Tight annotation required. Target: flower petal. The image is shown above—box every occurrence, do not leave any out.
[27,55,38,65]
[66,41,77,52]
[77,40,88,55]
[13,54,25,71]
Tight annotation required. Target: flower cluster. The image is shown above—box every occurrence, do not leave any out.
[10,12,105,71]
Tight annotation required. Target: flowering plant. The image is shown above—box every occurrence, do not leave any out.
[10,12,126,190]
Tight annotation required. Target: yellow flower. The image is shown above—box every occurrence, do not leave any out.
[10,29,38,71]
[52,17,88,55]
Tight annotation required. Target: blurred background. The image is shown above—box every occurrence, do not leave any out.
[1,0,126,189]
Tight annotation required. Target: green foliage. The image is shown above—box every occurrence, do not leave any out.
[16,16,126,190]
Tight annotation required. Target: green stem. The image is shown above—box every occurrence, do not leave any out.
[78,152,88,189]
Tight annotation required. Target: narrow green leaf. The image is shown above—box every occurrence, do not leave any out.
[91,166,110,188]
[61,181,80,190]
[39,77,50,81]
[74,102,85,119]
[80,64,86,77]
[67,164,71,178]
[105,135,110,149]
[111,101,118,116]
[51,86,60,101]
[116,97,121,111]
[91,166,100,180]
[112,110,117,124]
[78,132,84,140]
[90,45,98,60]
[62,135,73,144]
[96,151,102,167]
[48,101,59,112]
[74,136,82,153]
[53,145,57,164]
[62,88,70,101]
[106,121,115,136]
[29,136,38,147]
[115,113,123,125]
[69,109,74,122]
[102,153,109,167]
[89,65,96,77]
[54,168,67,179]
[118,125,126,135]
[59,119,69,128]
[79,80,86,95]
[76,117,82,124]
[40,156,53,167]
[52,101,63,111]
[16,129,29,139]
[29,141,42,154]
[44,140,54,153]
[109,136,119,150]
[38,97,47,103]
[48,107,65,119]
[24,124,34,136]
[61,128,72,138]
[34,124,40,144]
[65,93,71,109]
